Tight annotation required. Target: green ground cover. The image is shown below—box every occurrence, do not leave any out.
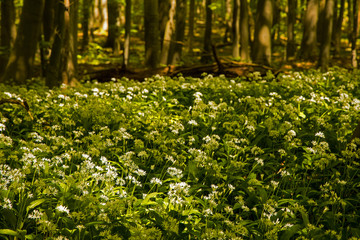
[1,69,360,239]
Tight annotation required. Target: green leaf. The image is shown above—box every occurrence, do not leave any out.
[85,221,107,227]
[0,229,19,236]
[280,224,302,240]
[141,192,162,206]
[299,210,310,226]
[26,199,46,213]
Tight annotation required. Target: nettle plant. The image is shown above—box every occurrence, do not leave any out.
[0,69,360,239]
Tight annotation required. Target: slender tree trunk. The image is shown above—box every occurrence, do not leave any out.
[351,0,359,68]
[105,0,121,55]
[318,0,326,44]
[319,0,335,71]
[46,0,65,88]
[46,0,78,88]
[0,0,16,75]
[170,0,187,64]
[287,0,297,60]
[223,0,232,43]
[299,0,319,60]
[159,0,171,49]
[252,0,273,66]
[144,0,160,68]
[160,0,176,65]
[40,0,57,77]
[122,0,132,69]
[188,0,195,53]
[1,0,45,85]
[82,0,91,51]
[333,0,345,55]
[201,0,213,63]
[240,0,250,61]
[232,0,240,58]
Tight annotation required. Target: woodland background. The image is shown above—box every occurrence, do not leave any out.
[0,0,359,86]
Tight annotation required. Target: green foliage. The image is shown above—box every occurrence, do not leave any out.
[1,69,360,239]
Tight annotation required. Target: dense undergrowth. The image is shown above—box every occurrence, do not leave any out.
[1,69,360,239]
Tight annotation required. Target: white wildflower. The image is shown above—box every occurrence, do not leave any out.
[150,177,163,185]
[56,205,70,215]
[188,119,198,126]
[167,167,183,179]
[315,132,325,138]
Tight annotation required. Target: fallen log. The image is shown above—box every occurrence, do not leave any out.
[85,61,276,82]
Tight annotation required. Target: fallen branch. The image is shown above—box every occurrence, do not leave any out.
[0,98,34,120]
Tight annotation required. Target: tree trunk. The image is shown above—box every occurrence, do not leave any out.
[82,0,92,51]
[332,0,345,56]
[46,0,78,88]
[252,0,273,66]
[188,0,195,53]
[159,0,171,49]
[92,0,108,32]
[351,0,359,68]
[201,0,213,63]
[160,0,176,65]
[46,0,65,88]
[287,0,297,60]
[232,0,240,58]
[223,0,232,43]
[170,0,187,65]
[105,0,121,55]
[240,0,250,61]
[122,0,132,69]
[1,0,45,85]
[144,0,160,68]
[0,0,16,75]
[40,0,57,77]
[319,0,335,71]
[299,0,319,60]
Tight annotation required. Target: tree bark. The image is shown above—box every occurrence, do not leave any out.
[159,0,171,49]
[122,0,132,69]
[46,0,78,88]
[0,0,16,75]
[105,0,121,55]
[201,0,213,63]
[170,0,187,65]
[1,0,45,85]
[252,0,273,66]
[160,0,176,65]
[144,0,160,68]
[287,0,297,60]
[40,0,57,77]
[240,0,250,61]
[299,0,319,60]
[351,0,359,68]
[319,0,335,71]
[46,0,65,88]
[232,0,240,58]
[332,0,345,56]
[188,0,195,53]
[82,0,92,51]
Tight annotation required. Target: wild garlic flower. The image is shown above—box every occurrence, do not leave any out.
[315,131,325,138]
[150,177,162,185]
[255,157,264,166]
[188,119,198,126]
[167,167,183,179]
[0,123,5,132]
[2,198,12,209]
[168,182,190,206]
[56,205,70,215]
[28,209,43,220]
